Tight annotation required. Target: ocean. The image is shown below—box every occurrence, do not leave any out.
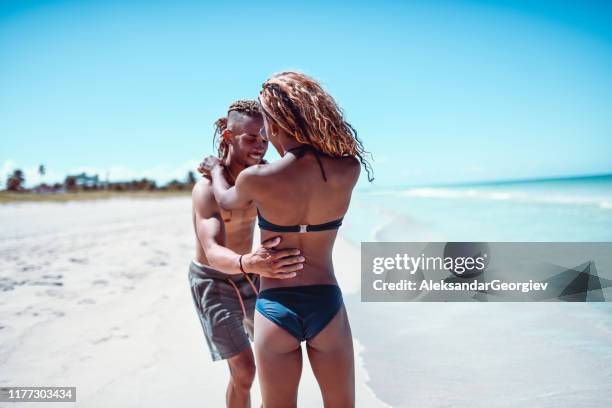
[341,174,612,407]
[345,173,612,243]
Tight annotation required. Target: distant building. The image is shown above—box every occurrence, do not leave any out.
[65,173,99,190]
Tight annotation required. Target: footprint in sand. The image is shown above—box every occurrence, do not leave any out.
[29,273,64,287]
[92,279,108,286]
[29,281,63,287]
[15,306,33,316]
[3,279,28,291]
[31,309,65,318]
[40,289,78,300]
[92,335,112,344]
[0,277,17,291]
[146,259,168,267]
[92,328,129,344]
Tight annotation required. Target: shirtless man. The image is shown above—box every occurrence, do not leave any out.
[188,100,304,408]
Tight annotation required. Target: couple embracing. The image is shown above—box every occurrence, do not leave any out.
[188,71,373,408]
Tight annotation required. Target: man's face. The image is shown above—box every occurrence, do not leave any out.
[228,115,267,166]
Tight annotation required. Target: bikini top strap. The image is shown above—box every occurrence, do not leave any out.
[312,149,328,182]
[289,144,327,182]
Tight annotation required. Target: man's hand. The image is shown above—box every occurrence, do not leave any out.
[198,155,222,177]
[242,236,303,279]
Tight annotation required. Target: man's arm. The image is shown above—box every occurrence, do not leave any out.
[193,180,303,278]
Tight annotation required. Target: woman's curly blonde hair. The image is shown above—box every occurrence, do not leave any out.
[259,72,373,181]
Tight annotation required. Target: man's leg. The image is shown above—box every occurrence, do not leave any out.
[226,346,256,408]
[188,264,257,407]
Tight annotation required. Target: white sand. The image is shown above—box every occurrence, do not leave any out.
[3,197,612,407]
[0,197,387,407]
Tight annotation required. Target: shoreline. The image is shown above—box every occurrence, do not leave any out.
[0,190,190,204]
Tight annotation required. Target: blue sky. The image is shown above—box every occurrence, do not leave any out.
[1,0,611,188]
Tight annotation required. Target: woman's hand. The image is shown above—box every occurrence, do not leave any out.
[197,155,222,177]
[242,236,304,279]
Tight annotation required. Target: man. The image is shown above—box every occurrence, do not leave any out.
[189,100,303,408]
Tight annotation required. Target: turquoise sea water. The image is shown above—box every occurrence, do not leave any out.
[344,174,612,243]
[341,174,612,406]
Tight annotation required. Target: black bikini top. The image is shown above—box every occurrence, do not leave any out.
[257,145,342,233]
[257,209,343,233]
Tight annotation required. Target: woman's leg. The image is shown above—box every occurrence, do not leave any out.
[306,305,355,408]
[254,310,303,408]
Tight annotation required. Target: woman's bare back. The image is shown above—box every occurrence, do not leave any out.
[252,149,360,290]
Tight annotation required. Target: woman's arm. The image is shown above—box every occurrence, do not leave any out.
[193,180,302,277]
[210,163,257,210]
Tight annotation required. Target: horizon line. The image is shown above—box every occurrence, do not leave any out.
[356,171,612,191]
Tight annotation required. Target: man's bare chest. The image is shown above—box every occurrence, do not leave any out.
[220,205,257,231]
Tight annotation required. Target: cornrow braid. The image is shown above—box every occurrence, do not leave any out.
[259,72,374,181]
[228,99,260,116]
[212,99,262,161]
[213,117,229,160]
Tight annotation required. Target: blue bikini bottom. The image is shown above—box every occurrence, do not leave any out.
[255,284,343,342]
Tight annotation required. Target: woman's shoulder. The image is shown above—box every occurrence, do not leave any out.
[331,154,361,181]
[240,153,360,186]
[235,161,281,187]
[340,154,361,170]
[242,160,278,178]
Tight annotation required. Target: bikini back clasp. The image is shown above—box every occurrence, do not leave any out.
[257,209,343,233]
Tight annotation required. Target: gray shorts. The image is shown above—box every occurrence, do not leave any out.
[188,261,259,361]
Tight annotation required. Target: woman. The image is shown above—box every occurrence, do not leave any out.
[206,71,373,407]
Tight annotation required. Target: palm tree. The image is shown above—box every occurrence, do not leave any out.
[64,175,77,192]
[37,164,46,189]
[7,169,25,191]
[186,170,196,186]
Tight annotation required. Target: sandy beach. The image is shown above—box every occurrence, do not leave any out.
[2,196,612,407]
[0,197,386,407]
